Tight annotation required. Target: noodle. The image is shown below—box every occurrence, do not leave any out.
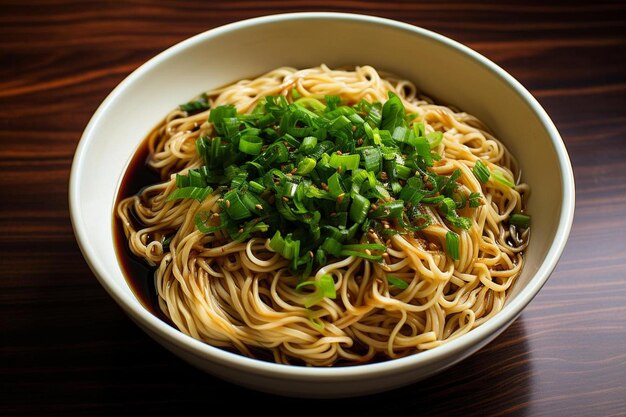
[116,65,530,366]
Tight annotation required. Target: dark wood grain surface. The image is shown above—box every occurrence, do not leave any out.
[2,1,625,416]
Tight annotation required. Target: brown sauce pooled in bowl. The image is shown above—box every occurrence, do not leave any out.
[112,134,166,321]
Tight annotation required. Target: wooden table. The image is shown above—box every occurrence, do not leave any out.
[2,1,625,415]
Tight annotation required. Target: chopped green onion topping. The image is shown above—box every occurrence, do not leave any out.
[446,231,460,261]
[472,160,490,184]
[300,136,318,153]
[164,92,519,280]
[492,170,515,188]
[296,274,337,308]
[162,235,173,251]
[179,93,210,114]
[387,275,409,290]
[509,213,531,228]
[349,194,370,224]
[239,135,263,155]
[167,186,213,202]
[426,131,443,148]
[297,157,317,175]
[329,152,360,171]
[469,192,482,208]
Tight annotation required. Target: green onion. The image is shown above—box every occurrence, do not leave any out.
[440,169,461,198]
[413,122,425,137]
[440,197,472,230]
[446,231,460,261]
[412,135,433,166]
[307,315,325,331]
[472,160,490,184]
[325,95,342,111]
[179,93,209,114]
[300,136,318,153]
[426,131,443,148]
[387,275,409,289]
[381,92,406,132]
[342,243,386,252]
[509,213,531,228]
[492,170,515,188]
[370,201,404,219]
[297,157,317,175]
[399,176,425,205]
[349,194,370,224]
[167,186,213,202]
[439,197,457,216]
[248,180,265,194]
[223,190,252,220]
[327,172,344,197]
[329,153,360,171]
[469,192,481,208]
[296,274,336,308]
[447,215,472,230]
[269,231,300,260]
[238,135,263,155]
[194,212,227,234]
[358,147,382,173]
[350,169,370,197]
[175,173,189,188]
[162,235,172,251]
[294,96,325,112]
[321,237,343,257]
[396,164,412,180]
[171,94,510,278]
[281,181,298,199]
[209,105,238,136]
[188,169,205,187]
[280,106,316,138]
[229,218,269,242]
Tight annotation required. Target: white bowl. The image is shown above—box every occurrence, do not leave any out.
[69,12,575,398]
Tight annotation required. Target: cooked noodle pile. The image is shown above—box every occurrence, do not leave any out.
[117,65,529,366]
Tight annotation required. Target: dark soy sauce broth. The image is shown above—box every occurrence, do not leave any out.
[112,131,169,322]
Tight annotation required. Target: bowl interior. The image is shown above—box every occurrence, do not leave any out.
[70,12,573,394]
